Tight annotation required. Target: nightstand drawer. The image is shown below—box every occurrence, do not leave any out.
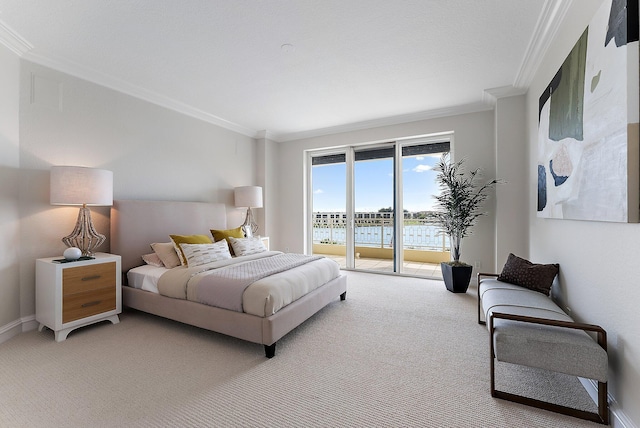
[63,286,116,323]
[63,262,116,295]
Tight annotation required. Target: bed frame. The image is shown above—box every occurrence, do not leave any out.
[110,199,347,358]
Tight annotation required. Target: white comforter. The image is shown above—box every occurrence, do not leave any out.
[151,251,340,317]
[241,255,339,316]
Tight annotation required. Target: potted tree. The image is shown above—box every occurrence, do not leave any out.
[429,153,500,293]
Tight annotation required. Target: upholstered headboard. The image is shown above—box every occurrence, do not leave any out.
[110,200,227,272]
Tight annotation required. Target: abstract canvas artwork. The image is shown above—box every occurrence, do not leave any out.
[537,0,639,222]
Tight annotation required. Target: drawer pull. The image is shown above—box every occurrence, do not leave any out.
[81,275,102,281]
[81,300,102,308]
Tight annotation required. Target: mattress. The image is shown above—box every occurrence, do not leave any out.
[127,265,166,293]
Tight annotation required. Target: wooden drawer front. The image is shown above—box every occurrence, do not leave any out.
[63,287,116,323]
[63,262,116,295]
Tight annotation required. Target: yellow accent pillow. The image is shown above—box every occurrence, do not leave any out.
[169,234,213,266]
[210,227,245,255]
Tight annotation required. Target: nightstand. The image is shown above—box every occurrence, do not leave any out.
[36,252,122,341]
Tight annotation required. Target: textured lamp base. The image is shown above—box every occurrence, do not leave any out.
[241,207,258,237]
[62,205,105,257]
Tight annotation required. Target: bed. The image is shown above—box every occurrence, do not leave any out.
[110,199,347,358]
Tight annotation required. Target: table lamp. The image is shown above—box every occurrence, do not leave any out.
[234,186,263,237]
[50,166,113,257]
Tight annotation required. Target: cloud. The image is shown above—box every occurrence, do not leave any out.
[314,189,324,194]
[412,164,432,173]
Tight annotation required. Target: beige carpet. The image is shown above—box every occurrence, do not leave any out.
[0,271,601,427]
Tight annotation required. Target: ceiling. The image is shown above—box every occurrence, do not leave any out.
[0,1,565,141]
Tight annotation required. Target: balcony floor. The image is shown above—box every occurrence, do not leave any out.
[323,255,444,279]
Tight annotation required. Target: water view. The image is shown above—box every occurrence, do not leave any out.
[311,145,450,274]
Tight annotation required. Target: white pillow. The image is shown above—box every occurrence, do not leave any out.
[179,241,232,267]
[228,236,267,256]
[142,253,164,267]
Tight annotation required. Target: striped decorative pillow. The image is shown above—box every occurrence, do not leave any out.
[228,236,267,256]
[179,241,232,267]
[170,234,213,265]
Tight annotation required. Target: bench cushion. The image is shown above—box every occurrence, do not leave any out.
[480,279,608,382]
[482,285,569,321]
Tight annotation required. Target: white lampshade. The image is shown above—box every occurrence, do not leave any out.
[234,186,263,208]
[50,166,113,206]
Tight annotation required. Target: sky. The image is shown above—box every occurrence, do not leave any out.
[312,153,442,213]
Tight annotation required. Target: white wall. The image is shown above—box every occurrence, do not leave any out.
[257,137,280,248]
[276,110,502,274]
[0,44,21,334]
[495,95,528,266]
[527,1,640,425]
[17,60,259,319]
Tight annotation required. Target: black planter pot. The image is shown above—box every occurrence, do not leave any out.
[441,262,473,293]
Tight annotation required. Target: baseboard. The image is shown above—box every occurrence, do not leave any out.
[21,315,38,332]
[0,315,38,345]
[579,378,637,428]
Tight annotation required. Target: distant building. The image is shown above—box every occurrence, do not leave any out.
[313,211,434,223]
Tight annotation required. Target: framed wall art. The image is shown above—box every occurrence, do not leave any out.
[537,0,639,222]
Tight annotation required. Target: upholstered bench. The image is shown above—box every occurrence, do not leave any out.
[477,254,609,425]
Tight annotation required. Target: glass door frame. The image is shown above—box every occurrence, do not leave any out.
[394,142,404,273]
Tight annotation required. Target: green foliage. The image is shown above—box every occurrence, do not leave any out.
[377,207,408,213]
[428,153,501,263]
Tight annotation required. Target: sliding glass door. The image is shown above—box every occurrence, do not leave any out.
[353,146,396,271]
[311,153,348,268]
[309,137,450,277]
[400,142,452,275]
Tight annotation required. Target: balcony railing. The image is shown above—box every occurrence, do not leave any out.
[312,213,449,252]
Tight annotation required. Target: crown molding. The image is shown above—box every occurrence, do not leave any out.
[274,102,493,142]
[255,130,280,141]
[482,85,528,106]
[5,0,571,144]
[21,50,259,138]
[20,45,497,144]
[0,19,33,56]
[513,0,573,89]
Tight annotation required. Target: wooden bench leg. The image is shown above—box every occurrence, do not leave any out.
[598,381,609,425]
[489,317,609,424]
